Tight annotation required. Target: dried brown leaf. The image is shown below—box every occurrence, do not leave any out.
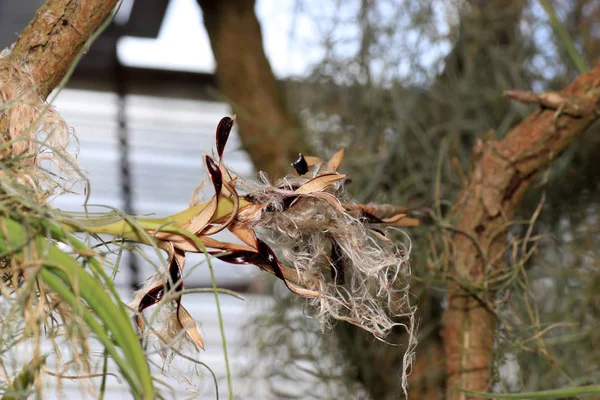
[381,214,407,224]
[327,148,345,170]
[287,282,325,299]
[304,155,324,166]
[228,221,259,249]
[153,231,254,252]
[185,196,218,234]
[135,315,145,332]
[369,229,392,242]
[178,305,205,350]
[387,217,420,227]
[313,191,346,211]
[201,181,239,235]
[294,173,347,194]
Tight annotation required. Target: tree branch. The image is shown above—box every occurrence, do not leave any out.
[0,0,117,162]
[442,61,600,399]
[197,0,310,178]
[10,0,119,99]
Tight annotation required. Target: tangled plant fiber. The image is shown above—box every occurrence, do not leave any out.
[0,48,80,199]
[0,48,102,397]
[241,160,415,337]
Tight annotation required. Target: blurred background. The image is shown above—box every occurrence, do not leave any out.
[2,0,600,399]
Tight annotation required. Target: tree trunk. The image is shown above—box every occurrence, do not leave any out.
[197,0,308,178]
[337,2,525,398]
[441,62,600,399]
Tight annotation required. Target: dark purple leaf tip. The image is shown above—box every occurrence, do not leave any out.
[291,153,309,175]
[216,116,234,160]
[169,255,183,292]
[204,154,222,197]
[218,239,291,290]
[138,286,165,312]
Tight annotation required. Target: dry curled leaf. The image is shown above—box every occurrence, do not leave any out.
[304,155,324,166]
[381,214,407,224]
[178,305,205,350]
[184,197,217,234]
[313,191,346,211]
[327,148,345,170]
[387,217,420,227]
[294,173,347,194]
[287,282,325,299]
[153,230,253,253]
[228,221,259,248]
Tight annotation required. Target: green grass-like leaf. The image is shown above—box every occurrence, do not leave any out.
[457,384,600,399]
[0,218,155,400]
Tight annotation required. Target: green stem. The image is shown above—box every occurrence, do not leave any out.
[1,356,46,400]
[457,384,600,399]
[538,0,589,73]
[57,197,250,239]
[99,349,109,400]
[207,256,234,400]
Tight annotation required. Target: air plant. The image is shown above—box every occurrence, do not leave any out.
[0,90,419,395]
[60,116,419,369]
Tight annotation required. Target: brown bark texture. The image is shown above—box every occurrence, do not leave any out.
[9,0,118,99]
[0,0,118,149]
[198,0,309,178]
[336,1,526,398]
[442,61,600,399]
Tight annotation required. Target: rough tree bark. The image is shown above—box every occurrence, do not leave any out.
[442,62,600,399]
[4,0,117,99]
[0,0,118,145]
[197,0,309,178]
[337,2,525,399]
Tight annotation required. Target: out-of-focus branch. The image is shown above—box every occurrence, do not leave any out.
[442,61,600,400]
[503,89,598,117]
[197,0,310,178]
